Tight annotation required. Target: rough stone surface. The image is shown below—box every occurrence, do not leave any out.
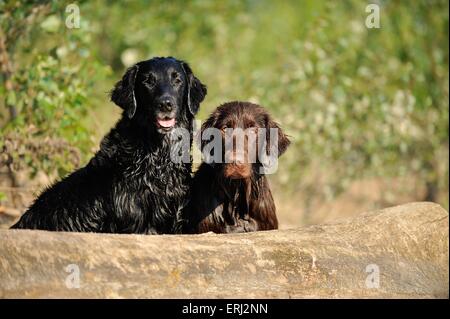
[0,202,448,298]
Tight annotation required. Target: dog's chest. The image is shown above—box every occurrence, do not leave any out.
[120,148,190,217]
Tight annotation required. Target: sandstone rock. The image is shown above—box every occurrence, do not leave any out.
[0,202,448,298]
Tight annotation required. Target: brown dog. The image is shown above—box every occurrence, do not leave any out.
[181,101,290,233]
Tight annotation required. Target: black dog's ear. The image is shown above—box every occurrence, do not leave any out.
[110,64,139,119]
[264,114,290,157]
[181,62,207,115]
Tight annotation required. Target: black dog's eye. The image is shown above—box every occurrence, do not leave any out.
[171,72,182,86]
[145,74,156,87]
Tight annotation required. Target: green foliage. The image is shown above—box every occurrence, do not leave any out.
[82,0,448,203]
[1,0,448,209]
[1,0,108,177]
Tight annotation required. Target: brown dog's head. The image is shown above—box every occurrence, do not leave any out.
[200,101,290,179]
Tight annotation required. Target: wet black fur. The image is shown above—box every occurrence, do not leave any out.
[11,57,207,233]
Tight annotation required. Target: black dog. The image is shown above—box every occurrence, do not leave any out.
[11,57,207,233]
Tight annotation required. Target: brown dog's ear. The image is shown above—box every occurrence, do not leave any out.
[181,62,207,115]
[200,109,220,150]
[110,64,139,119]
[201,109,220,131]
[265,115,290,157]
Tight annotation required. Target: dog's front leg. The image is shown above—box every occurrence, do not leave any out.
[225,218,258,233]
[145,227,159,235]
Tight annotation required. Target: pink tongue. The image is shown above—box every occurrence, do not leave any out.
[157,118,176,128]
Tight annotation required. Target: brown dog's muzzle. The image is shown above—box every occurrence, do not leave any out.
[222,130,257,179]
[223,163,252,179]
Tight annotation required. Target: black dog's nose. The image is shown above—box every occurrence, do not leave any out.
[158,98,173,111]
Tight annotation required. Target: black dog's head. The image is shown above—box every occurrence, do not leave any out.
[111,57,207,134]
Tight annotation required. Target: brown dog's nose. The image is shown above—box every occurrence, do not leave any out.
[234,154,245,164]
[225,150,247,164]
